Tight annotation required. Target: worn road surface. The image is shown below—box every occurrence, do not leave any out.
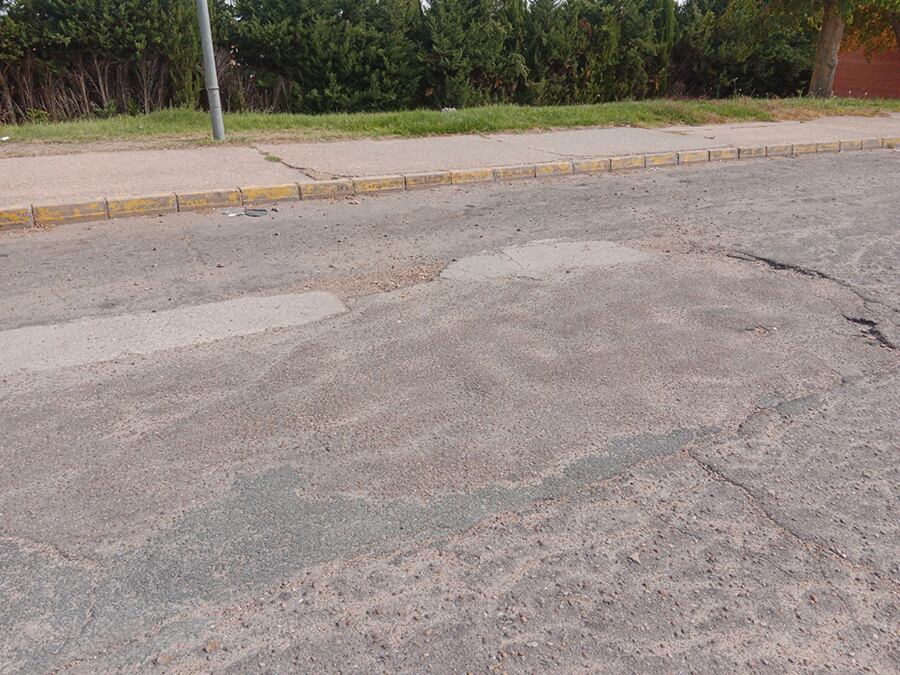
[1,152,898,673]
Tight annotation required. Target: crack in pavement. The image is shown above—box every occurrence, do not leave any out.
[842,314,897,350]
[684,447,899,590]
[251,145,325,180]
[681,370,900,591]
[717,247,897,352]
[179,231,210,269]
[725,250,899,315]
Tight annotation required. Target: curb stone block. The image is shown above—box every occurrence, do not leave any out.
[609,155,645,170]
[177,189,241,211]
[860,138,882,150]
[300,179,354,199]
[766,144,792,157]
[645,152,678,167]
[840,139,863,151]
[353,175,405,193]
[107,194,177,219]
[0,206,34,230]
[534,161,573,176]
[404,171,452,189]
[791,143,817,155]
[708,148,739,161]
[33,199,108,226]
[817,141,840,153]
[451,168,494,184]
[677,150,710,164]
[739,146,766,158]
[882,137,900,148]
[572,158,610,173]
[494,165,536,180]
[240,184,300,204]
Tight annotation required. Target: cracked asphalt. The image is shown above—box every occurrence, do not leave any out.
[1,152,898,673]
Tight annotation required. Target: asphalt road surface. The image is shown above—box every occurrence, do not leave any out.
[1,152,898,673]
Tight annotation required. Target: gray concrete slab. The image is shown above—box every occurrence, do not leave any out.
[490,126,716,156]
[661,112,900,146]
[260,114,900,178]
[0,146,312,206]
[1,152,898,672]
[259,134,565,178]
[441,239,652,280]
[0,291,346,374]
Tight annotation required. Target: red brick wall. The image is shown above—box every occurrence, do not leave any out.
[833,49,900,98]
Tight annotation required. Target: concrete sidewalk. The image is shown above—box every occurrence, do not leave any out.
[2,113,899,226]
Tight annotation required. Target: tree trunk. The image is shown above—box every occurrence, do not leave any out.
[808,0,845,98]
[892,18,900,50]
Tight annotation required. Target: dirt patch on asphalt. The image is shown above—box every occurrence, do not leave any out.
[292,261,446,301]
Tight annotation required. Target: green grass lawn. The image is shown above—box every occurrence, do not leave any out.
[3,97,899,147]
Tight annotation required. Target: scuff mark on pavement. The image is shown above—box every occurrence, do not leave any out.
[14,428,708,671]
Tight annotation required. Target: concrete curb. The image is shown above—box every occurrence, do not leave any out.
[1,137,896,232]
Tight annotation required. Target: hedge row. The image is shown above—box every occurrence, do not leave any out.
[0,0,816,123]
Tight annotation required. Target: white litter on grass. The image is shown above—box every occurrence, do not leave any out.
[0,136,10,142]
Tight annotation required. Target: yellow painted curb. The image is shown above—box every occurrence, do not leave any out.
[708,148,738,161]
[610,155,645,171]
[241,184,300,204]
[0,206,34,230]
[494,165,536,180]
[572,158,610,173]
[535,161,573,176]
[107,194,177,219]
[840,139,863,152]
[792,143,817,155]
[861,138,882,150]
[354,175,405,193]
[33,200,108,226]
[645,152,678,167]
[817,141,840,153]
[404,171,452,189]
[300,179,354,199]
[739,146,766,158]
[451,168,495,185]
[678,150,709,164]
[177,189,241,212]
[766,144,791,157]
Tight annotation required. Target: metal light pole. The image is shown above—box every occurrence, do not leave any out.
[196,0,225,140]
